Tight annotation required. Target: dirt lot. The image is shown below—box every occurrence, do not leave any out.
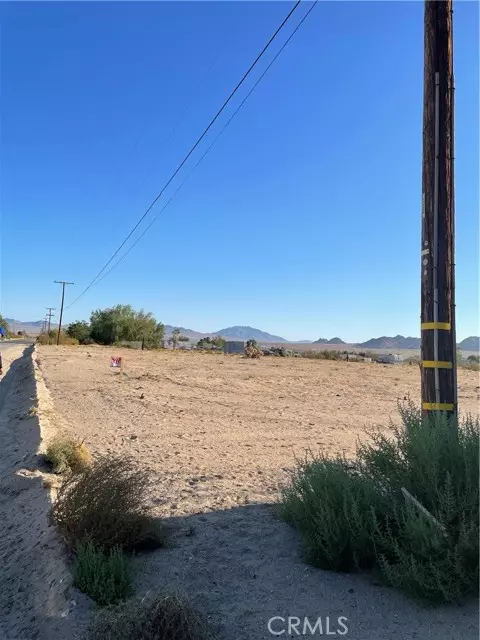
[36,345,479,639]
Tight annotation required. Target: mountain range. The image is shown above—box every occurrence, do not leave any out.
[4,318,479,350]
[164,325,286,343]
[357,335,421,350]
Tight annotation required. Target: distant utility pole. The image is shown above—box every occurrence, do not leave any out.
[420,0,457,418]
[54,281,74,346]
[46,307,56,333]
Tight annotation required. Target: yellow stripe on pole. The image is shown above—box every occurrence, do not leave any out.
[423,402,454,411]
[421,322,451,330]
[422,361,453,369]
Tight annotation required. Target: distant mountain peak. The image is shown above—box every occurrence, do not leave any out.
[212,326,286,343]
[458,336,480,351]
[313,337,346,345]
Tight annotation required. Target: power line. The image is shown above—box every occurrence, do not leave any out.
[107,47,225,223]
[90,1,319,289]
[66,0,303,309]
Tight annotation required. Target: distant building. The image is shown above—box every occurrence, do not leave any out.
[377,353,404,364]
[224,340,245,355]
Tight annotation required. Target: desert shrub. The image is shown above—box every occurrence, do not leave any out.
[360,403,479,602]
[87,592,213,640]
[244,340,262,359]
[51,455,164,553]
[45,437,92,474]
[281,455,387,571]
[460,359,480,371]
[301,350,344,361]
[281,403,479,603]
[244,345,262,359]
[74,541,132,606]
[37,331,79,346]
[197,337,225,350]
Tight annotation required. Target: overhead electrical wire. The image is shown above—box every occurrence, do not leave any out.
[67,0,306,309]
[115,48,225,216]
[90,1,319,289]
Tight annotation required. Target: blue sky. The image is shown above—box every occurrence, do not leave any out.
[1,1,478,342]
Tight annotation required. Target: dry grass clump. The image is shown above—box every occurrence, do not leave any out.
[45,436,92,474]
[37,332,79,346]
[51,455,164,553]
[87,592,214,640]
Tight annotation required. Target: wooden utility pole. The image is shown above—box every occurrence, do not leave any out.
[46,307,56,334]
[420,0,457,417]
[54,281,74,346]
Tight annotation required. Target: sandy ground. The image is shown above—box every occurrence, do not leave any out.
[32,344,479,640]
[0,343,89,640]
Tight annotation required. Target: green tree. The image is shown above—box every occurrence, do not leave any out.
[467,355,479,363]
[67,321,91,344]
[143,322,165,349]
[90,305,161,346]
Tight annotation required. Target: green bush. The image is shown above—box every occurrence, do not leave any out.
[87,592,213,640]
[51,455,165,553]
[74,541,132,606]
[281,403,479,603]
[67,320,91,343]
[281,455,388,571]
[90,305,164,347]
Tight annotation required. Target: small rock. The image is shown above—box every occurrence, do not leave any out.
[130,435,138,440]
[140,393,145,399]
[348,588,354,594]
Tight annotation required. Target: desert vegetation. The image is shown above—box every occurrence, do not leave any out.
[45,436,92,474]
[50,455,165,608]
[281,401,479,603]
[36,330,79,346]
[87,592,213,640]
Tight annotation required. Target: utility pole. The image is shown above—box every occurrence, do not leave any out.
[420,0,457,418]
[54,281,74,346]
[46,307,56,334]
